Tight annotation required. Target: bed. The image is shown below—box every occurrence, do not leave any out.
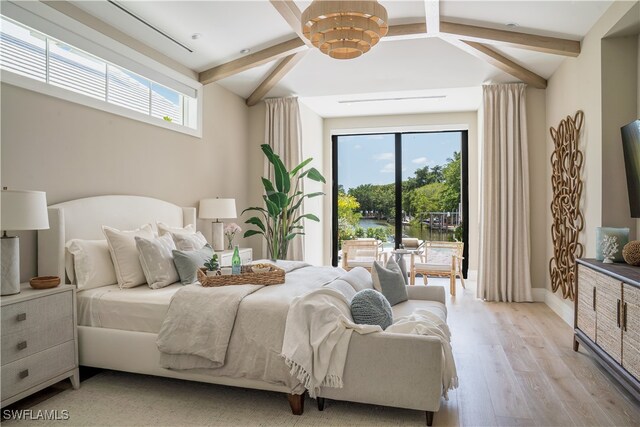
[37,195,450,424]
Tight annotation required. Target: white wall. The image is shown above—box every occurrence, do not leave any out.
[545,0,639,321]
[1,82,251,281]
[322,111,480,270]
[299,102,325,265]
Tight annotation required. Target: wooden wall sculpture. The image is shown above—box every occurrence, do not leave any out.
[549,110,585,301]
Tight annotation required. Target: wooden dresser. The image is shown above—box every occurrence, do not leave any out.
[0,284,79,407]
[575,259,639,400]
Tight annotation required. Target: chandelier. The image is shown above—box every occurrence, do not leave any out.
[301,0,389,60]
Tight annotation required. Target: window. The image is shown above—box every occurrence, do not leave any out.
[332,131,469,276]
[0,16,195,130]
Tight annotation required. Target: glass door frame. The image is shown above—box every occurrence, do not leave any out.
[331,130,469,277]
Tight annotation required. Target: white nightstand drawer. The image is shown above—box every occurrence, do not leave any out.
[1,341,75,401]
[219,248,253,267]
[1,315,74,365]
[1,291,72,337]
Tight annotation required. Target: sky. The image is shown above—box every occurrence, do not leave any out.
[337,132,462,191]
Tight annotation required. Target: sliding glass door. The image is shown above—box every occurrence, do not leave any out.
[332,130,468,275]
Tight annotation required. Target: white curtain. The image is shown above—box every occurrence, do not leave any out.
[264,97,304,261]
[477,84,533,302]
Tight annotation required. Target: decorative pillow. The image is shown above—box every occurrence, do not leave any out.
[172,244,214,285]
[157,222,195,237]
[351,289,393,330]
[65,239,117,290]
[325,279,357,301]
[135,234,180,289]
[341,267,374,292]
[102,224,155,289]
[172,231,208,251]
[371,257,408,306]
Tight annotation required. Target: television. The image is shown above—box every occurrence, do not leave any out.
[621,119,640,218]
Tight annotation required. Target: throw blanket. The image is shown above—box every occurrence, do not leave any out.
[156,283,263,368]
[281,288,381,398]
[386,309,458,399]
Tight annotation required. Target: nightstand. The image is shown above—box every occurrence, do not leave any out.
[1,284,79,407]
[218,248,253,267]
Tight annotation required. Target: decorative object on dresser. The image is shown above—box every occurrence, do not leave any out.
[623,241,640,266]
[574,259,640,401]
[198,198,237,251]
[0,284,79,406]
[1,189,50,296]
[243,144,325,260]
[549,110,585,301]
[224,223,242,250]
[29,276,60,289]
[596,227,630,263]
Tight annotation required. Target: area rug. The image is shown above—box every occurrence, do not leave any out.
[3,370,425,426]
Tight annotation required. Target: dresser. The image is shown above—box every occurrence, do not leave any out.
[218,247,253,267]
[1,284,79,407]
[575,259,640,401]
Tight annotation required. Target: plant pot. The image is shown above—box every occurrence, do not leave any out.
[206,270,220,277]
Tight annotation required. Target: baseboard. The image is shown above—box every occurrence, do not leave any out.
[542,289,574,326]
[531,288,546,302]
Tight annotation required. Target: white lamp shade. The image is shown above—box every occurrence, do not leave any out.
[199,198,237,220]
[1,189,49,231]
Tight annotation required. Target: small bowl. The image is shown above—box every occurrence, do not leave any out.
[251,266,271,274]
[30,276,61,289]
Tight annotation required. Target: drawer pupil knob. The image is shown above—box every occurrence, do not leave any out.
[16,313,27,321]
[17,341,27,350]
[19,369,29,379]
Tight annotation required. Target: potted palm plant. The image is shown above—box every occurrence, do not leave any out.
[243,144,325,260]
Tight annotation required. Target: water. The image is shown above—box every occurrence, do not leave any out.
[357,219,454,242]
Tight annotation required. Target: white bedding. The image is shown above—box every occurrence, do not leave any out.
[77,283,182,333]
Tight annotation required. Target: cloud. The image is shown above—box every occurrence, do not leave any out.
[412,157,429,165]
[374,152,394,161]
[380,162,395,173]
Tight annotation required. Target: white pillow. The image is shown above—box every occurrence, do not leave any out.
[65,239,117,290]
[172,231,208,251]
[102,224,155,289]
[157,222,195,237]
[135,234,179,289]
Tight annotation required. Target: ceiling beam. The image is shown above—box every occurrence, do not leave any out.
[440,21,580,57]
[424,1,440,34]
[447,38,547,89]
[199,38,306,84]
[246,51,306,106]
[270,0,312,46]
[384,23,428,40]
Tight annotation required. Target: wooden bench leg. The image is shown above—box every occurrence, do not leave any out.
[288,393,304,415]
[317,397,325,411]
[426,411,434,426]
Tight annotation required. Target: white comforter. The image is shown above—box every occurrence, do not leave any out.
[156,261,344,393]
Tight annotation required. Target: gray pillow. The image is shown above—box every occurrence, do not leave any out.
[351,289,393,330]
[172,244,214,285]
[371,258,408,306]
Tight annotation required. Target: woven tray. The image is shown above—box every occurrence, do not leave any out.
[197,264,285,287]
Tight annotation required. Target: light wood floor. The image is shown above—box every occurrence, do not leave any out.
[433,278,640,426]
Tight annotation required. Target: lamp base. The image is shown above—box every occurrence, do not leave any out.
[1,236,21,296]
[211,221,225,252]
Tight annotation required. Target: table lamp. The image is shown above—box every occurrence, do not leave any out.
[198,198,237,251]
[1,189,49,295]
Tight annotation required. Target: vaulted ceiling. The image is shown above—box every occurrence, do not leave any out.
[71,0,614,116]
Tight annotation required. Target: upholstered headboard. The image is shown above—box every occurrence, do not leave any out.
[37,195,196,283]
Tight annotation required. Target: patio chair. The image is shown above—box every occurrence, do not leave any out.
[409,241,465,296]
[341,238,388,272]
